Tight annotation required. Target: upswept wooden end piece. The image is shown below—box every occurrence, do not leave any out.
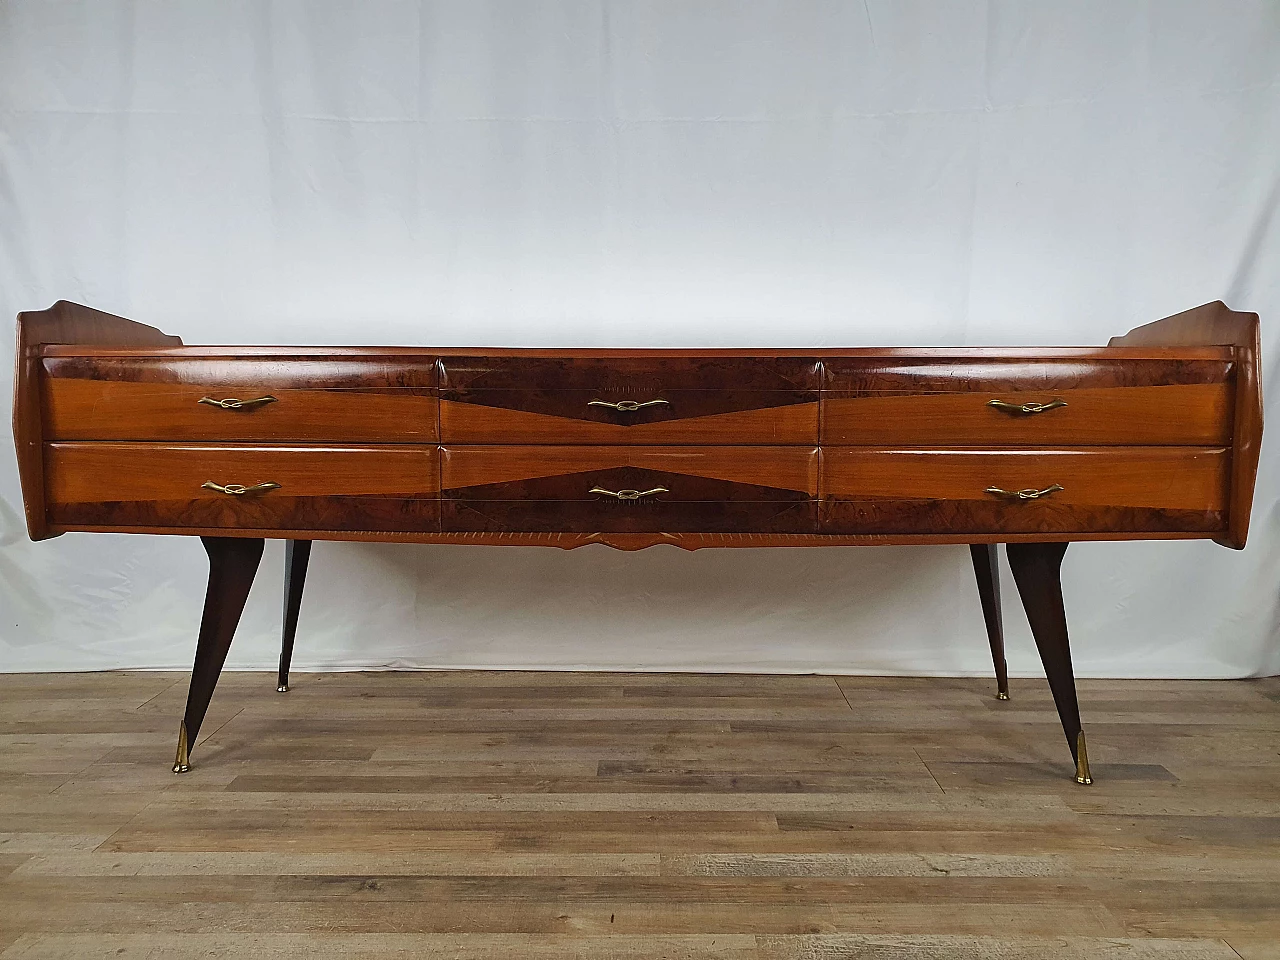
[1110,300,1262,548]
[13,301,182,540]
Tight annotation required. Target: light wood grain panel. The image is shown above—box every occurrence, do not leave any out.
[823,383,1232,446]
[47,443,440,503]
[45,378,438,443]
[822,447,1228,511]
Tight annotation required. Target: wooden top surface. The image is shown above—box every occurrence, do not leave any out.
[39,343,1236,360]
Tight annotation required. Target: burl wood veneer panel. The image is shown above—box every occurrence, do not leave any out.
[821,447,1229,536]
[438,357,819,444]
[441,445,818,534]
[46,443,440,532]
[42,357,438,443]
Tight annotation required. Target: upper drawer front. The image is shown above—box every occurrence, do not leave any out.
[46,442,440,532]
[439,357,820,444]
[823,358,1234,445]
[821,447,1229,536]
[42,357,438,443]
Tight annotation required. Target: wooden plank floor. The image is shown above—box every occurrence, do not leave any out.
[0,671,1277,959]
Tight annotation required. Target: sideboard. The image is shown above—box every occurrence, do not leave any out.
[12,300,1262,783]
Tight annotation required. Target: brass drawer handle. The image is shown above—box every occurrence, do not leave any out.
[201,481,282,496]
[198,396,278,411]
[589,485,668,500]
[985,483,1064,500]
[587,399,669,412]
[988,398,1067,415]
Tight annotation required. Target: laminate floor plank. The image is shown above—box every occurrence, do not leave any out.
[0,670,1275,954]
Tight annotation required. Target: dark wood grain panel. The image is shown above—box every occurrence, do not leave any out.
[823,357,1233,394]
[823,383,1232,446]
[440,396,818,444]
[438,356,821,391]
[42,356,437,389]
[51,495,440,533]
[440,446,818,494]
[439,356,818,443]
[443,498,816,535]
[820,499,1225,536]
[440,445,817,534]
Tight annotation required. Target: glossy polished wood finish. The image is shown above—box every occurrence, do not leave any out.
[44,371,438,443]
[10,300,1265,781]
[13,301,182,540]
[1110,300,1264,549]
[440,398,819,445]
[823,383,1232,446]
[822,447,1229,508]
[440,445,819,534]
[439,356,820,444]
[46,443,441,532]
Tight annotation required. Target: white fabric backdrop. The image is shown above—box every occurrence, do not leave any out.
[1,1,1278,678]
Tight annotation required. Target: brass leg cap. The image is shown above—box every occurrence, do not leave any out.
[997,690,1010,701]
[172,720,190,774]
[277,684,289,693]
[1074,730,1093,785]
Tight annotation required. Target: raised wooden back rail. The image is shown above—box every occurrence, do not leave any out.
[12,301,1262,783]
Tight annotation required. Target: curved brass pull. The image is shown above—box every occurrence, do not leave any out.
[988,398,1067,415]
[985,483,1064,500]
[198,396,278,411]
[587,399,669,412]
[589,485,668,500]
[201,481,282,496]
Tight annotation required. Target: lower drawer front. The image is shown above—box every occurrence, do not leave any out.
[46,443,440,532]
[821,447,1229,535]
[441,445,817,533]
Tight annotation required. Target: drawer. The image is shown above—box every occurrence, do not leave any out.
[821,447,1229,536]
[822,358,1234,445]
[440,445,817,533]
[438,357,819,444]
[46,443,440,532]
[42,357,438,443]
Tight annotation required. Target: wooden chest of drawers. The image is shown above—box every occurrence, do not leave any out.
[12,300,1263,784]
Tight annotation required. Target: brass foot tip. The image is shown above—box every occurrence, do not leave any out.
[997,690,1010,701]
[1074,730,1093,786]
[172,720,190,775]
[277,684,289,693]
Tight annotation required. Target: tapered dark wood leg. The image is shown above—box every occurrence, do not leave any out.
[278,540,312,693]
[1005,541,1092,784]
[969,543,1009,701]
[173,536,265,773]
